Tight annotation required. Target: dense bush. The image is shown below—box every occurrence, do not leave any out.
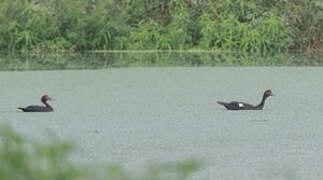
[0,0,321,52]
[253,0,323,51]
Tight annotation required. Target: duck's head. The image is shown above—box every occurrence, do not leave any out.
[41,95,52,102]
[263,90,274,98]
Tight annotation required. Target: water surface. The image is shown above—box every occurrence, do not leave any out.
[1,51,322,70]
[0,67,323,179]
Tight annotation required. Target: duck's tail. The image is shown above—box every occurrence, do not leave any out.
[17,107,25,111]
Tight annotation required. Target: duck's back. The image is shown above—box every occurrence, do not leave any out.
[218,101,255,110]
[18,105,53,112]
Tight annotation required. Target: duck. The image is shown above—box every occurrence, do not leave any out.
[18,95,53,112]
[217,90,274,110]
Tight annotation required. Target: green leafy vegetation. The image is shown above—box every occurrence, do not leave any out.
[0,125,84,180]
[254,0,323,51]
[0,0,321,52]
[0,125,201,180]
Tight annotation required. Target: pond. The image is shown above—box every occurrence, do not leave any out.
[0,66,323,179]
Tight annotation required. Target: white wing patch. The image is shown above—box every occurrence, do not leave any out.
[238,103,244,107]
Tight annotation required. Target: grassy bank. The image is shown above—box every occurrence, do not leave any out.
[0,125,200,180]
[0,0,322,52]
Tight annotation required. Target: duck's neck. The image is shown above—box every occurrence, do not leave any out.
[256,95,267,110]
[42,100,53,110]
